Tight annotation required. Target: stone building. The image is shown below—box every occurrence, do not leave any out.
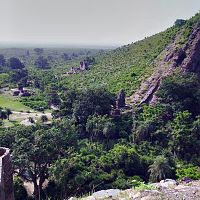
[0,147,14,200]
[80,60,89,70]
[10,87,31,97]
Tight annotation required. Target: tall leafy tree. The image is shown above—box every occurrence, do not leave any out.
[12,120,77,199]
[7,57,25,69]
[5,108,12,120]
[73,88,115,123]
[86,115,116,141]
[158,72,200,116]
[148,155,174,182]
[0,54,6,66]
[35,56,49,69]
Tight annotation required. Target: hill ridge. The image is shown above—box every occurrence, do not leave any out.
[128,19,200,106]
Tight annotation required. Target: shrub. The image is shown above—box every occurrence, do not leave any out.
[176,165,200,180]
[135,182,155,191]
[14,177,28,200]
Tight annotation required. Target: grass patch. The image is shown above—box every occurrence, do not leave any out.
[2,120,17,127]
[0,94,31,111]
[135,182,156,191]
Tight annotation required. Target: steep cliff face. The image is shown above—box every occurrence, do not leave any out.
[181,22,200,74]
[129,21,200,106]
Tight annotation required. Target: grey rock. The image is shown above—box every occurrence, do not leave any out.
[160,179,176,188]
[92,189,121,199]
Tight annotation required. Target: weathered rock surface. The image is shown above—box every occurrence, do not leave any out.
[76,180,200,200]
[181,22,200,74]
[129,21,200,106]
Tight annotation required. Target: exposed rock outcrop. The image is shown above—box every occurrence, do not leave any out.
[181,22,200,74]
[129,21,200,106]
[76,180,200,200]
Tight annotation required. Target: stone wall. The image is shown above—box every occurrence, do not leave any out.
[0,147,14,200]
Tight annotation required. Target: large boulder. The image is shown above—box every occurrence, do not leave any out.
[159,179,177,188]
[92,189,121,199]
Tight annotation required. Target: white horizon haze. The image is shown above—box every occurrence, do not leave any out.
[0,0,200,47]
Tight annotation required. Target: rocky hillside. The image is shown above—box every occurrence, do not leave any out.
[129,14,200,106]
[74,180,200,200]
[62,13,200,98]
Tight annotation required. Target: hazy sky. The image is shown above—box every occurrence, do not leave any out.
[1,0,200,46]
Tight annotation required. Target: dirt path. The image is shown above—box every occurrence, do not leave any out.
[10,111,52,123]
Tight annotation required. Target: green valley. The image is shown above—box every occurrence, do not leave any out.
[0,9,200,200]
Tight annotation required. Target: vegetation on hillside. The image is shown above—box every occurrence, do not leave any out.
[0,71,200,199]
[0,12,200,200]
[61,27,180,95]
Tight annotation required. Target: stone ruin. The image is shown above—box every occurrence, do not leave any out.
[0,147,14,200]
[116,90,126,109]
[80,60,89,70]
[66,60,89,75]
[111,90,126,117]
[10,86,31,97]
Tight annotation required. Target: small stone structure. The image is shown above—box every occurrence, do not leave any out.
[10,87,31,97]
[64,60,90,75]
[0,147,14,200]
[110,90,126,117]
[116,90,126,109]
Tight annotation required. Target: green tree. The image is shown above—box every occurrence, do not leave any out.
[14,177,28,200]
[86,115,115,140]
[73,88,115,124]
[0,54,6,66]
[0,127,15,148]
[35,56,49,69]
[148,155,174,182]
[12,121,77,199]
[99,144,147,180]
[59,89,77,116]
[0,110,7,120]
[10,68,28,84]
[170,111,192,158]
[158,72,200,116]
[5,108,12,120]
[134,104,167,143]
[45,85,61,106]
[176,164,200,180]
[40,115,48,123]
[7,57,25,69]
[34,48,44,55]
